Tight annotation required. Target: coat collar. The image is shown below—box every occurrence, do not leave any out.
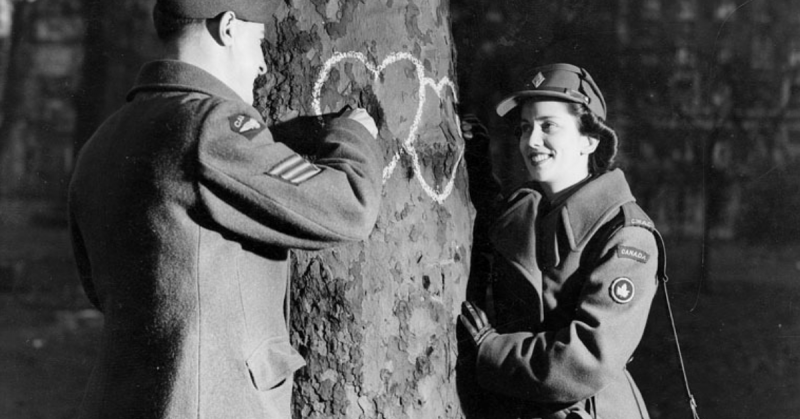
[549,168,635,250]
[489,169,635,274]
[127,60,243,103]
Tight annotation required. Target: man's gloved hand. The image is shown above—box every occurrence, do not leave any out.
[342,107,378,139]
[459,114,489,140]
[459,301,496,348]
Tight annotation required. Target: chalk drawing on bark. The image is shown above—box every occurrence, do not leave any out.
[311,51,463,204]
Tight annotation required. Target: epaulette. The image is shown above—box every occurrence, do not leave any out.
[620,201,656,232]
[619,202,665,281]
[584,202,665,282]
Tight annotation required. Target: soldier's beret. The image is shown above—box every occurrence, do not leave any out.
[496,63,607,121]
[155,0,277,24]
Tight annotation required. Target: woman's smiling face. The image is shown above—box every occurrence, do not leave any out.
[517,100,598,197]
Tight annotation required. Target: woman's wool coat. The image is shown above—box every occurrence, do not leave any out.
[476,170,658,419]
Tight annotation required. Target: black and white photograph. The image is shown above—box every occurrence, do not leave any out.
[0,1,797,418]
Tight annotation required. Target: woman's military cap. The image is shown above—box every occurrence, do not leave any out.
[496,63,607,121]
[155,0,276,24]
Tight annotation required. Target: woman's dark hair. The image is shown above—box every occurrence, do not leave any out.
[152,4,206,42]
[567,103,619,175]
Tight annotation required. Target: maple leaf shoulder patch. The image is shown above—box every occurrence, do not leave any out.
[228,114,265,140]
[610,277,635,304]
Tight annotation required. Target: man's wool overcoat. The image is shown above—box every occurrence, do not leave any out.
[68,60,383,419]
[475,169,659,419]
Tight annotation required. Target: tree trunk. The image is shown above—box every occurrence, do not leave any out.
[255,2,472,418]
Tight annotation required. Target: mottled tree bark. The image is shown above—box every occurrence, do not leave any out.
[255,2,472,418]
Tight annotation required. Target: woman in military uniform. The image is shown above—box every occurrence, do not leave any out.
[460,64,660,419]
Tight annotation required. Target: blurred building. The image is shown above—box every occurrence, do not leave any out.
[0,0,156,226]
[0,0,84,225]
[453,0,800,239]
[616,0,800,237]
[1,0,799,238]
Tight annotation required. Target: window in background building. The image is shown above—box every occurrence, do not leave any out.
[0,0,10,127]
[677,0,697,21]
[751,34,775,70]
[715,1,738,21]
[642,0,661,20]
[788,75,800,108]
[717,40,733,64]
[788,128,800,145]
[676,45,696,67]
[789,39,800,67]
[0,0,10,38]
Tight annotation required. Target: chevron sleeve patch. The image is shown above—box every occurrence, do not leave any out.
[267,154,322,185]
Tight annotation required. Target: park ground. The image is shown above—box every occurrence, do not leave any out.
[1,225,798,419]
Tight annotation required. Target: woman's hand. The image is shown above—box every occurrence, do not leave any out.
[459,301,496,347]
[460,114,489,141]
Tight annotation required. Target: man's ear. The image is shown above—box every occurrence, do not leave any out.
[208,11,237,47]
[582,135,600,155]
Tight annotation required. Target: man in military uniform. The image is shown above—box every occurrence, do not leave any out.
[68,1,382,418]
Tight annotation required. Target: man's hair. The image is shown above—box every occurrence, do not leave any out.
[152,4,206,42]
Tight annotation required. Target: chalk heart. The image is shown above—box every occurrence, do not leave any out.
[312,51,462,204]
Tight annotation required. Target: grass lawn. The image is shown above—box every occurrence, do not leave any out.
[1,226,798,418]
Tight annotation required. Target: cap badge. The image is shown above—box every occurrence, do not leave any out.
[610,277,635,304]
[532,72,546,88]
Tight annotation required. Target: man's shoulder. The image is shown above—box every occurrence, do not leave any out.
[127,60,243,103]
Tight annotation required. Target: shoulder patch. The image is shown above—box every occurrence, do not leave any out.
[610,277,635,304]
[620,202,655,231]
[268,154,321,185]
[229,114,265,140]
[616,245,650,263]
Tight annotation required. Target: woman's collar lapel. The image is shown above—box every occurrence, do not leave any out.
[560,169,635,250]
